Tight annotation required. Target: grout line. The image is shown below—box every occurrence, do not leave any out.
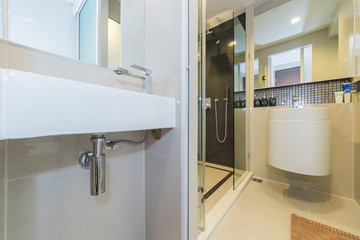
[6,164,81,183]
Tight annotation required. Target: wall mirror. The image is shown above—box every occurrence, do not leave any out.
[234,0,356,91]
[4,0,144,70]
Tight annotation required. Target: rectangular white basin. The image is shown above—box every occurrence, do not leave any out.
[0,68,175,140]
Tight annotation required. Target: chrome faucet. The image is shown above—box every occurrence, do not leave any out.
[292,96,298,108]
[114,64,152,94]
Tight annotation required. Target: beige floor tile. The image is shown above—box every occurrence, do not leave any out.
[199,165,229,194]
[324,194,360,219]
[210,179,360,240]
[205,177,232,214]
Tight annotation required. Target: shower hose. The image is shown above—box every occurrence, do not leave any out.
[214,98,228,143]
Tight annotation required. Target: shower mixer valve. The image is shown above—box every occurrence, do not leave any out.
[205,98,212,109]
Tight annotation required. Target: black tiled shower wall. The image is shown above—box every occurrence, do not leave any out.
[206,19,234,168]
[234,78,354,107]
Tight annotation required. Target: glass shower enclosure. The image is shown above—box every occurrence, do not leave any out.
[197,2,250,232]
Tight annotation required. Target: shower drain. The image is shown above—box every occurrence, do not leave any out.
[252,178,263,183]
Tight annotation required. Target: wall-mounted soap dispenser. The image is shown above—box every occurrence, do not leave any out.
[260,94,268,107]
[240,99,246,108]
[254,95,261,107]
[269,92,276,106]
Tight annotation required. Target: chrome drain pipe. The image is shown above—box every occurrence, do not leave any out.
[79,135,106,196]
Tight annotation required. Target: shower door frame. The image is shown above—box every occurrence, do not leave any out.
[197,0,206,233]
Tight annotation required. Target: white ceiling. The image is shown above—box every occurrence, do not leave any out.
[206,0,256,29]
[206,0,339,47]
[254,0,338,46]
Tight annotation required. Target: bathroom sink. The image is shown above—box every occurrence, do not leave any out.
[0,68,175,140]
[268,107,331,176]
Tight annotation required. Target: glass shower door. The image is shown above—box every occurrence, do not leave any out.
[233,13,249,189]
[197,0,205,232]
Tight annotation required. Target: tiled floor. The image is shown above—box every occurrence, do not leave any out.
[204,166,230,194]
[205,173,233,214]
[210,178,360,240]
[202,164,233,214]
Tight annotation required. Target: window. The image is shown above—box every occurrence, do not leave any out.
[268,45,312,86]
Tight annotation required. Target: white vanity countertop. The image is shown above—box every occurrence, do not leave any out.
[0,68,175,140]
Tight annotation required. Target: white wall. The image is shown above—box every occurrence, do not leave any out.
[7,0,77,59]
[0,0,3,38]
[0,131,145,240]
[144,0,190,239]
[0,38,146,240]
[121,0,145,69]
[6,133,145,240]
[1,0,194,239]
[354,0,360,206]
[3,41,143,93]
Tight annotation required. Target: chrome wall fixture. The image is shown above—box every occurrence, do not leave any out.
[78,132,147,196]
[79,135,106,196]
[114,64,152,94]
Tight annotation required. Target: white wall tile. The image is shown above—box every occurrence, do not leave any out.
[8,0,77,59]
[353,99,360,204]
[7,144,145,240]
[145,0,182,54]
[7,132,143,180]
[145,115,182,160]
[329,138,354,197]
[144,1,188,239]
[146,36,183,98]
[145,151,181,240]
[320,104,354,140]
[0,141,5,183]
[0,183,4,240]
[6,43,143,93]
[0,40,6,68]
[0,0,2,39]
[7,135,91,179]
[121,0,145,69]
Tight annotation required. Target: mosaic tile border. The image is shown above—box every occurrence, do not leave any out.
[234,78,354,108]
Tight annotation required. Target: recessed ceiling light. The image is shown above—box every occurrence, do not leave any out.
[291,17,300,24]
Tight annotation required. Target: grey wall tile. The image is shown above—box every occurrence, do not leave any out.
[206,19,234,168]
[7,134,91,179]
[0,141,5,183]
[7,141,145,240]
[145,151,181,240]
[0,182,4,240]
[7,131,143,180]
